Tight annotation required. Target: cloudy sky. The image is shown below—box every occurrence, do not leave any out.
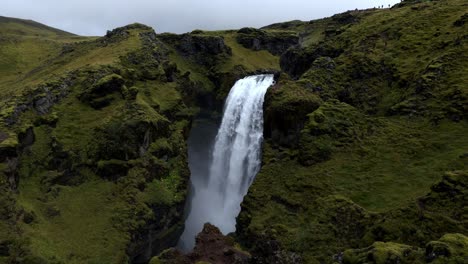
[3,0,400,36]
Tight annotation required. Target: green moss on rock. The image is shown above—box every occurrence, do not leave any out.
[78,73,125,108]
[299,100,368,165]
[236,27,299,55]
[343,242,424,264]
[342,233,468,264]
[426,233,468,263]
[263,78,322,146]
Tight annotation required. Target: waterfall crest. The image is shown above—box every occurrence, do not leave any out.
[179,74,274,250]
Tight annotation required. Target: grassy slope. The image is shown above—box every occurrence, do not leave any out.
[0,1,466,263]
[0,16,88,93]
[238,0,468,263]
[0,16,284,264]
[219,32,279,72]
[0,20,193,263]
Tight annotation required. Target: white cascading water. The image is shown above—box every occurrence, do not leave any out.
[179,74,275,250]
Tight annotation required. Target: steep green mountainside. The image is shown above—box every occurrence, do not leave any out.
[0,0,467,263]
[0,16,87,89]
[0,15,281,264]
[234,0,468,263]
[0,22,192,264]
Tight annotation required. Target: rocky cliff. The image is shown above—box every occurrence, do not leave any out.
[236,0,468,263]
[0,13,280,264]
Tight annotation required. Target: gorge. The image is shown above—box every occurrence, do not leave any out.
[0,0,467,263]
[179,74,275,250]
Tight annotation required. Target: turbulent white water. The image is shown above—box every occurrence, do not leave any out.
[179,74,275,250]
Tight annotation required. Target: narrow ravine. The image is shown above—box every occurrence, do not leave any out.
[179,74,275,250]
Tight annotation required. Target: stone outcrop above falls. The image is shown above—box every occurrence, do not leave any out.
[236,27,299,56]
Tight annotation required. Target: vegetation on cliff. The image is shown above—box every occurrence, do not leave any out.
[0,13,285,264]
[236,0,468,263]
[0,20,198,264]
[0,0,467,263]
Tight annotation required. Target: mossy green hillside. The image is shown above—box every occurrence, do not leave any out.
[0,16,89,94]
[0,16,75,68]
[0,22,198,264]
[237,0,468,263]
[343,233,468,264]
[278,0,467,120]
[239,114,467,261]
[0,17,285,264]
[0,0,467,263]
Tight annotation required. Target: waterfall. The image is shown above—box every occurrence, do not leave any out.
[179,74,275,250]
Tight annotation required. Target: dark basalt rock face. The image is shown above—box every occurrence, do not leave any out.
[130,197,188,264]
[280,43,343,80]
[236,27,299,55]
[104,23,153,43]
[3,76,74,126]
[178,34,230,56]
[207,66,281,111]
[158,32,232,67]
[0,132,16,162]
[0,127,36,190]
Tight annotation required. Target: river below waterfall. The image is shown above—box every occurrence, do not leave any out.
[178,75,275,251]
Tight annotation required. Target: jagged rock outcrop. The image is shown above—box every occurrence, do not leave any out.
[2,76,74,126]
[158,32,232,67]
[280,42,343,79]
[263,78,322,146]
[236,27,299,55]
[152,223,250,264]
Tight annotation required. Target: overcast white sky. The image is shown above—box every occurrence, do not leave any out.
[2,0,400,36]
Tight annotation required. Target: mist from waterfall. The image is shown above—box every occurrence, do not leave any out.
[179,74,275,251]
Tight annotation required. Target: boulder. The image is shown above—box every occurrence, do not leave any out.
[425,233,468,263]
[78,73,125,108]
[152,223,250,264]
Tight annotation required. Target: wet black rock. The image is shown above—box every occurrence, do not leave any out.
[236,27,299,55]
